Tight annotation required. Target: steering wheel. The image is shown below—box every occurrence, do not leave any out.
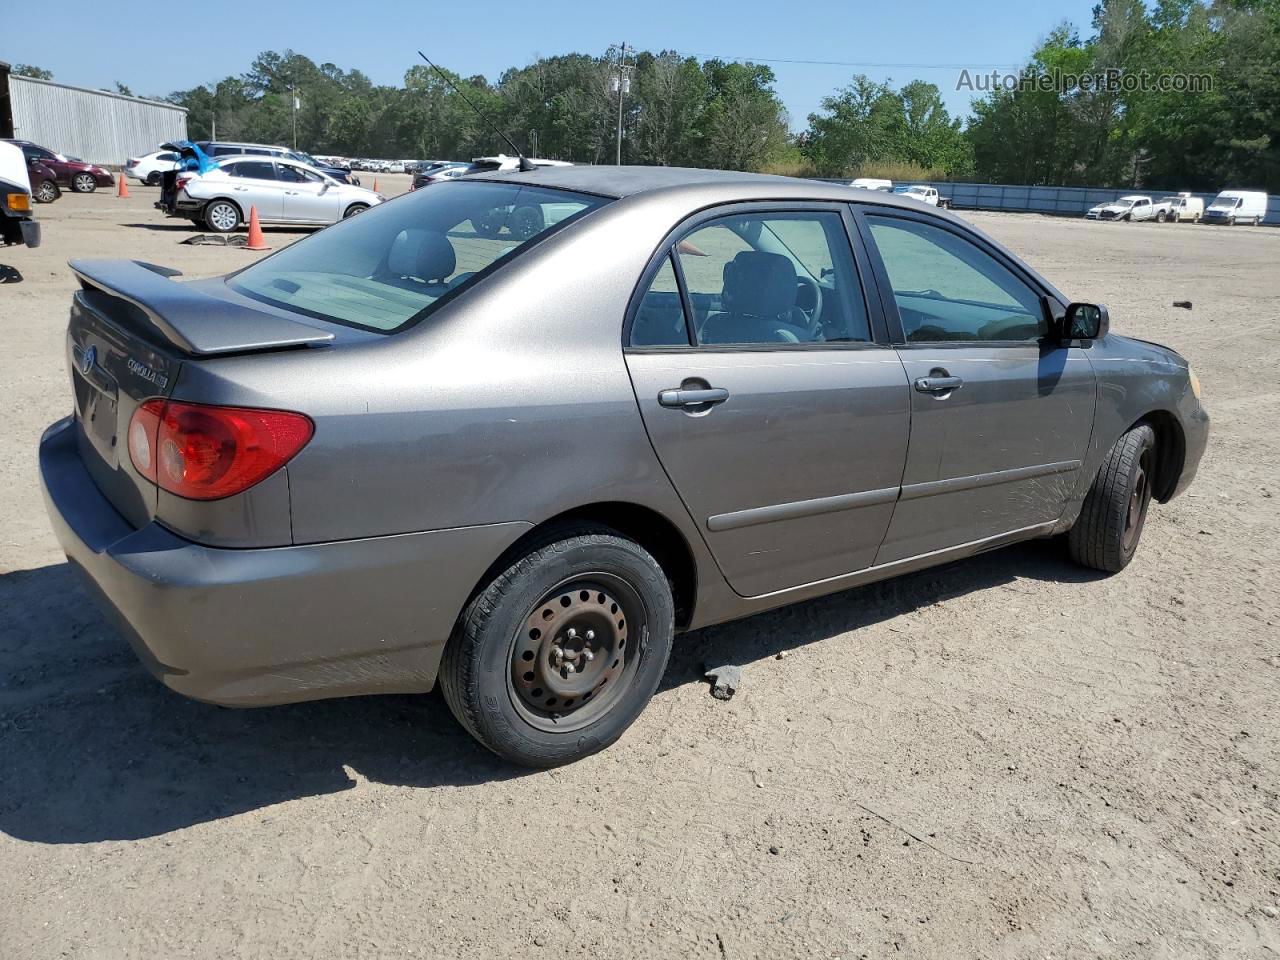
[791,275,824,338]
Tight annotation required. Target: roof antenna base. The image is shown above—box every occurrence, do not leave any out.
[517,156,536,173]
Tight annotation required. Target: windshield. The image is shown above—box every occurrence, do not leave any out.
[229,181,610,333]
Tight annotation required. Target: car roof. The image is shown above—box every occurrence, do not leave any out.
[468,164,947,206]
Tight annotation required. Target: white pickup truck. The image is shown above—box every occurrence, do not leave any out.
[1086,195,1160,222]
[892,184,952,209]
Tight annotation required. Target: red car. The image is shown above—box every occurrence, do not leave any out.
[2,140,114,193]
[27,157,60,203]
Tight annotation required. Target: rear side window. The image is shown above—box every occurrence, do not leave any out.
[672,211,871,346]
[230,181,610,333]
[632,256,689,346]
[227,161,278,180]
[866,215,1046,343]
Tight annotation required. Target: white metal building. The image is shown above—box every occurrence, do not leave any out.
[2,72,187,166]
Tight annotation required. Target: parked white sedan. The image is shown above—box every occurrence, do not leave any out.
[174,156,384,233]
[125,149,181,186]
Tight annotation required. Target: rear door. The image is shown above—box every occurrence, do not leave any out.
[223,159,285,220]
[624,203,911,598]
[856,207,1096,563]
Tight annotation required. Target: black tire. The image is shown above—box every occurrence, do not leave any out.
[510,204,545,240]
[146,171,162,186]
[34,180,59,203]
[72,173,98,193]
[1068,424,1157,573]
[343,203,369,219]
[439,527,675,767]
[1228,215,1236,226]
[203,199,241,233]
[1156,210,1167,223]
[1252,216,1261,227]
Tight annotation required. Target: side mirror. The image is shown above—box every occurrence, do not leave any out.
[1063,302,1109,341]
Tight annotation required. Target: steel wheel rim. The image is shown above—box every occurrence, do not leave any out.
[74,174,94,191]
[507,573,646,733]
[209,204,238,231]
[1123,449,1153,551]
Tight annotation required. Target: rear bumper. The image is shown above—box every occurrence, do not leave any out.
[39,416,530,707]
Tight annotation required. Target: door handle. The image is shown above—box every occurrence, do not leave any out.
[913,376,964,394]
[658,386,729,409]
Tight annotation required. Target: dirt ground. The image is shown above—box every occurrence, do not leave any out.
[1,173,1277,959]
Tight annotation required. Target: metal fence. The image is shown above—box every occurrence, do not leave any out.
[824,178,1278,225]
[8,75,187,167]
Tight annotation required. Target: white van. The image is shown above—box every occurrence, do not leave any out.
[849,177,893,192]
[1203,190,1268,226]
[1162,193,1204,223]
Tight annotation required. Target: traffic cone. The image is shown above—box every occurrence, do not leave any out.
[244,206,270,251]
[372,178,379,193]
[117,170,129,198]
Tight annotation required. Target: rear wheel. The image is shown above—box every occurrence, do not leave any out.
[1068,424,1157,573]
[1252,216,1261,227]
[72,173,97,193]
[146,171,162,186]
[439,527,675,767]
[1156,210,1167,223]
[203,200,241,233]
[34,180,59,203]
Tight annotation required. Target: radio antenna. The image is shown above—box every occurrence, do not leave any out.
[417,51,535,172]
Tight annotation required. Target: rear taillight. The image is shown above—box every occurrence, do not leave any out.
[128,400,313,500]
[175,175,193,193]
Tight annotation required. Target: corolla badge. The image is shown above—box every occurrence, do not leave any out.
[80,345,97,375]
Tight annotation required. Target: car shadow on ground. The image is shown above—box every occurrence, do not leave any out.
[0,541,1101,844]
[0,264,23,283]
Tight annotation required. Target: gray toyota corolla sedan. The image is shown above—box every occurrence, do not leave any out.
[40,166,1208,766]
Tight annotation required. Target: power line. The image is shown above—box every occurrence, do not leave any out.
[681,52,1021,70]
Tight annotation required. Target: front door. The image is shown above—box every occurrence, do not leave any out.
[278,163,341,223]
[624,205,911,598]
[857,209,1096,563]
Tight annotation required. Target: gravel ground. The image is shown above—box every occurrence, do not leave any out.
[1,174,1278,959]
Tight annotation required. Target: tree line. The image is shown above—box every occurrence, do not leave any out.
[22,0,1278,192]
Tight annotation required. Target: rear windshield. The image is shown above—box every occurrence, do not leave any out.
[229,181,609,333]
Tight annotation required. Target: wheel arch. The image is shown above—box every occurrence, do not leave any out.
[1132,409,1185,503]
[464,502,698,631]
[204,196,244,223]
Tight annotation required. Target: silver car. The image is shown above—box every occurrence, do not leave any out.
[173,155,383,232]
[39,167,1208,766]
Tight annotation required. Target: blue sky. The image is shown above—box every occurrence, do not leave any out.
[8,0,1099,127]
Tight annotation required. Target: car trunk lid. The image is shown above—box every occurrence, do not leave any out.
[66,259,333,527]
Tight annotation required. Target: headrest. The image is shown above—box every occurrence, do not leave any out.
[722,251,796,318]
[388,229,456,283]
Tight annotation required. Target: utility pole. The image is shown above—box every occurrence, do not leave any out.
[612,42,632,165]
[291,85,299,151]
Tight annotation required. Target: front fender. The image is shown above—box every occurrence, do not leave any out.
[1057,334,1206,530]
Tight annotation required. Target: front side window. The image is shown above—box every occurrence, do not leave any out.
[278,164,323,184]
[866,215,1046,343]
[672,211,870,347]
[227,160,278,180]
[230,181,610,333]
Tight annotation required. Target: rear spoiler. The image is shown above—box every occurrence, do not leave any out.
[69,259,335,357]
